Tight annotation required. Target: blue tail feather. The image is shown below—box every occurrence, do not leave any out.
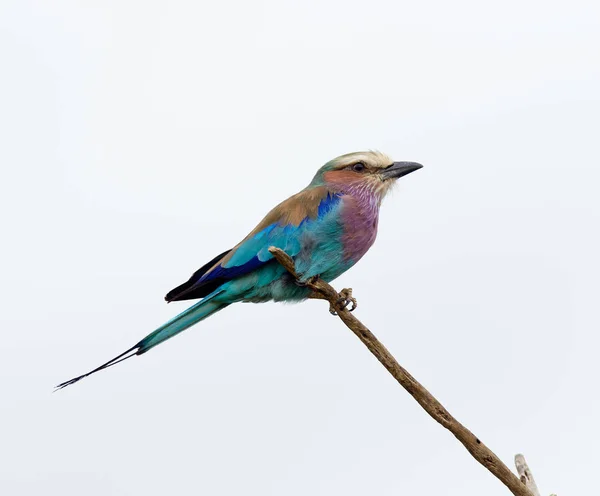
[136,293,227,354]
[55,292,227,390]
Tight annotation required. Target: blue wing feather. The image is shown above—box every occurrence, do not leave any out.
[166,192,342,301]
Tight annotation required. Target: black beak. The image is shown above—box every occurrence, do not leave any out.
[381,161,423,180]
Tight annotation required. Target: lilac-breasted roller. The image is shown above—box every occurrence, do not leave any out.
[56,151,422,389]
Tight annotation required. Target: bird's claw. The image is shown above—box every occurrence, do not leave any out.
[295,275,320,287]
[329,288,358,315]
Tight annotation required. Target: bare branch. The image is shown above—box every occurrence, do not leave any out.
[515,454,548,496]
[269,246,535,496]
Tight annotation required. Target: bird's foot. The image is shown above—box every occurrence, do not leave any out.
[295,275,320,287]
[329,288,357,315]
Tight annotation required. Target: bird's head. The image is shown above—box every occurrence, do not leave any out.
[310,151,422,201]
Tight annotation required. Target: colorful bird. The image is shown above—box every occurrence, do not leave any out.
[56,151,422,389]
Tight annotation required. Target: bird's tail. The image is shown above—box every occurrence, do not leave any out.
[55,292,228,390]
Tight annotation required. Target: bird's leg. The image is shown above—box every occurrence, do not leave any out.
[329,288,358,316]
[298,276,357,315]
[307,287,357,314]
[295,274,320,287]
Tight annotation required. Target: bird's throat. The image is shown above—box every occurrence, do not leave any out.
[339,185,380,263]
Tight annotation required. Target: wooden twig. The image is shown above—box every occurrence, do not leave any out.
[515,454,541,496]
[269,247,535,496]
[515,454,555,496]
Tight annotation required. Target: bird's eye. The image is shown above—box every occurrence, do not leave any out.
[352,162,366,172]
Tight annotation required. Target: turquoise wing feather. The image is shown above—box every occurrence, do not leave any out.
[166,190,342,302]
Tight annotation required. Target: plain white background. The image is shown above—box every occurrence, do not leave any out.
[1,1,599,495]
